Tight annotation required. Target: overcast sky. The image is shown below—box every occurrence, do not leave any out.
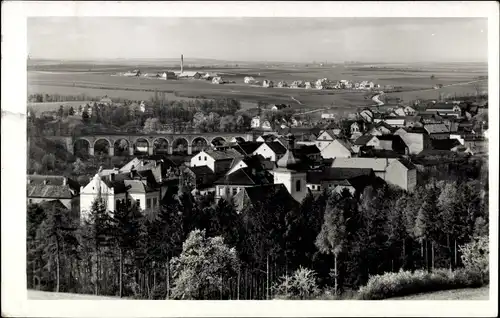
[28,17,488,63]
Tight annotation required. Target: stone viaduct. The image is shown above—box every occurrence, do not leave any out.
[45,132,255,156]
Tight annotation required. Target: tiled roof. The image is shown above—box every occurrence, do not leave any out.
[27,175,80,193]
[264,141,287,155]
[354,135,376,146]
[293,145,321,156]
[124,180,157,193]
[307,167,374,184]
[335,139,354,152]
[101,179,130,194]
[234,142,263,155]
[39,199,69,211]
[331,157,397,172]
[27,184,73,199]
[424,123,450,134]
[233,184,298,212]
[205,148,244,161]
[186,165,215,177]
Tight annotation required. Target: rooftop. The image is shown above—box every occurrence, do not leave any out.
[27,184,74,199]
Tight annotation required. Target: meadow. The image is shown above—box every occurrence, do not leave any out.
[28,61,488,113]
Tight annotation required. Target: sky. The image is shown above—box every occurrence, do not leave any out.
[28,17,488,63]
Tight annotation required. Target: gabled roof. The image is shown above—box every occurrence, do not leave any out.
[424,123,450,134]
[262,141,287,155]
[354,135,376,146]
[124,179,157,193]
[293,144,321,156]
[376,135,404,142]
[27,184,74,199]
[233,184,298,212]
[27,175,80,193]
[215,167,273,186]
[185,165,215,177]
[331,157,396,172]
[234,142,263,156]
[205,148,244,161]
[233,155,274,171]
[375,121,396,131]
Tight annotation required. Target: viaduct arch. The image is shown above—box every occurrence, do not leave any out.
[49,132,255,157]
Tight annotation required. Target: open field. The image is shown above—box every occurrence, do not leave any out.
[388,285,489,300]
[28,61,487,112]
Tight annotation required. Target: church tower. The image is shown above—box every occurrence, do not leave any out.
[273,133,307,203]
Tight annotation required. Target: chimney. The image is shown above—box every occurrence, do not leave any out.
[181,54,184,73]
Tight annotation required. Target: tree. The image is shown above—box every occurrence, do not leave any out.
[110,203,144,297]
[315,192,348,294]
[219,115,236,132]
[41,153,56,171]
[68,106,75,116]
[36,204,78,292]
[208,198,241,249]
[272,267,320,300]
[143,117,161,133]
[169,229,240,299]
[72,158,87,175]
[58,105,64,118]
[206,112,221,132]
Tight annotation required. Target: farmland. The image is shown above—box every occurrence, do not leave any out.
[28,60,488,114]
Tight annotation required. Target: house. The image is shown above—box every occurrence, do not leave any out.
[403,116,423,128]
[290,80,305,88]
[426,103,462,117]
[304,82,313,89]
[27,175,80,211]
[393,107,406,117]
[359,109,374,123]
[252,141,287,162]
[226,154,275,175]
[352,134,379,153]
[424,123,451,139]
[321,111,336,120]
[160,71,176,79]
[99,96,113,106]
[262,80,274,88]
[374,135,409,154]
[380,117,406,128]
[178,71,201,79]
[394,128,431,155]
[251,116,261,128]
[315,129,337,149]
[277,81,288,88]
[271,104,289,111]
[256,134,279,143]
[306,167,377,195]
[321,139,355,159]
[214,167,274,200]
[404,106,417,116]
[190,149,243,174]
[184,166,218,190]
[244,76,256,84]
[212,76,225,84]
[293,144,322,162]
[79,174,126,220]
[331,157,417,191]
[367,122,395,136]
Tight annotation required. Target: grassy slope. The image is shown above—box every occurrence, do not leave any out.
[28,290,121,300]
[388,286,489,300]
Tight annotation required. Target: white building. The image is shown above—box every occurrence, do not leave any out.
[244,76,256,84]
[273,135,308,203]
[320,139,354,159]
[251,116,261,128]
[80,173,127,220]
[252,141,287,162]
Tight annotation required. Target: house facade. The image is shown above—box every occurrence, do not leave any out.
[321,139,354,159]
[252,142,287,162]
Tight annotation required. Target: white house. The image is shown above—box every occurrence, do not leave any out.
[190,149,243,174]
[262,80,274,88]
[315,129,336,150]
[252,142,287,162]
[80,173,127,220]
[321,112,336,120]
[244,76,256,84]
[160,71,176,80]
[251,116,261,128]
[321,139,354,159]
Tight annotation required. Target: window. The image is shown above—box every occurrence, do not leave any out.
[136,199,141,207]
[116,200,120,209]
[153,198,157,208]
[29,199,33,204]
[198,156,201,160]
[147,199,151,209]
[204,156,207,161]
[296,180,301,192]
[232,188,238,196]
[317,185,321,191]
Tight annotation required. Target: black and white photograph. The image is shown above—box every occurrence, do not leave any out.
[1,1,498,317]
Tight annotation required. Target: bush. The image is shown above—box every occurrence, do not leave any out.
[357,268,487,300]
[459,236,489,281]
[272,267,320,300]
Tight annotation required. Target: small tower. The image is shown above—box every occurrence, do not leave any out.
[273,133,307,203]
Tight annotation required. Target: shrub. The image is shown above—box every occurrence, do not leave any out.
[273,267,320,300]
[357,268,487,300]
[459,236,489,281]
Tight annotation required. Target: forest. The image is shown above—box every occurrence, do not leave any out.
[27,172,489,299]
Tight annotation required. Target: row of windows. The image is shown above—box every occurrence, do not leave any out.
[198,156,208,161]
